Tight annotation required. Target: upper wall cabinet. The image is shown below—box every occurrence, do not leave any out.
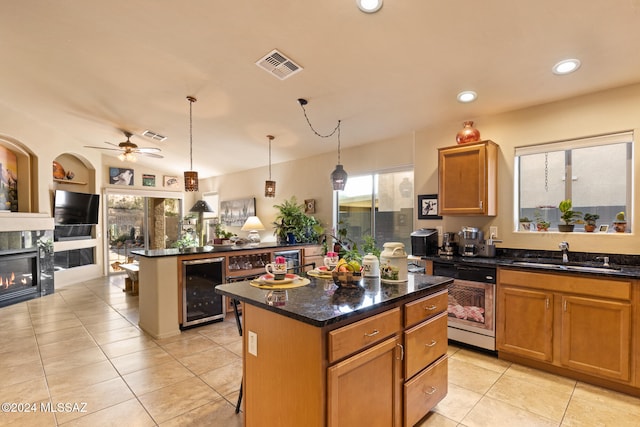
[438,140,498,216]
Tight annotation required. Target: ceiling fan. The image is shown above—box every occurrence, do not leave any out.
[84,131,163,161]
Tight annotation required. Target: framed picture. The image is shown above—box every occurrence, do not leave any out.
[220,197,256,226]
[109,167,134,186]
[418,194,442,219]
[164,175,179,189]
[599,224,609,233]
[304,199,316,214]
[142,174,156,187]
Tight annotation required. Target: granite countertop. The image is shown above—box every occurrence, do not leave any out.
[132,242,311,258]
[216,273,452,328]
[423,254,640,279]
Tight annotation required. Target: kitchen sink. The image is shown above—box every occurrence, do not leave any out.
[511,262,620,274]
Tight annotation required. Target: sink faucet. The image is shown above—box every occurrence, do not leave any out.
[596,256,610,267]
[559,241,569,263]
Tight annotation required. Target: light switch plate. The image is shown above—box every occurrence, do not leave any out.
[248,331,258,356]
[490,226,498,239]
[436,226,443,235]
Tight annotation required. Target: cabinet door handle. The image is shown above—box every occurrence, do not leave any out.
[424,305,437,311]
[479,200,483,210]
[563,300,567,312]
[546,298,549,309]
[424,340,437,347]
[424,386,437,395]
[364,329,380,337]
[396,343,404,361]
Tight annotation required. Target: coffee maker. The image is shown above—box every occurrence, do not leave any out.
[458,226,483,257]
[439,232,458,259]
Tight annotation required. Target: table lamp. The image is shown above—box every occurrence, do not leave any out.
[241,216,265,244]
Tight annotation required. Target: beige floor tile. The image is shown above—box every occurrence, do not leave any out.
[562,382,640,426]
[486,374,571,422]
[415,411,459,427]
[503,363,577,394]
[159,398,244,427]
[123,359,195,396]
[160,335,218,359]
[74,309,126,325]
[0,376,49,403]
[152,328,201,346]
[110,346,175,376]
[29,311,78,327]
[0,358,45,388]
[57,398,155,427]
[38,335,99,360]
[35,325,91,345]
[450,348,511,373]
[138,376,218,424]
[462,396,558,427]
[0,401,57,426]
[199,359,243,398]
[178,344,240,375]
[42,346,107,376]
[47,360,120,397]
[0,325,35,343]
[89,325,144,345]
[52,377,135,424]
[432,382,483,422]
[447,357,503,394]
[83,317,135,334]
[32,317,83,335]
[224,339,243,357]
[99,334,158,358]
[0,340,40,368]
[198,322,242,346]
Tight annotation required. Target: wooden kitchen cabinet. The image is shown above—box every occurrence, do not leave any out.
[497,268,635,388]
[438,140,498,216]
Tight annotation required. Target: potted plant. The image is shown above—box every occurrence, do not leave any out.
[534,210,550,231]
[558,199,582,232]
[273,196,324,244]
[583,213,600,232]
[519,216,532,231]
[613,211,627,233]
[213,222,235,244]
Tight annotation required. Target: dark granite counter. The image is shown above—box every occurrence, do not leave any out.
[423,253,640,279]
[132,242,311,258]
[216,273,452,328]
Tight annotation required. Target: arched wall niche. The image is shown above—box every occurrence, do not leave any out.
[0,135,36,213]
[52,153,97,192]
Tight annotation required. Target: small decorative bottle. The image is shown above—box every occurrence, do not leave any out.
[456,121,481,144]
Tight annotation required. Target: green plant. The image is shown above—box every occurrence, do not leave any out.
[534,209,550,230]
[172,233,197,249]
[519,217,532,223]
[583,213,600,224]
[614,211,626,222]
[273,196,324,244]
[558,199,582,225]
[214,222,235,239]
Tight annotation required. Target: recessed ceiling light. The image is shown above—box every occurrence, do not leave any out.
[457,91,477,103]
[552,59,581,75]
[356,0,383,13]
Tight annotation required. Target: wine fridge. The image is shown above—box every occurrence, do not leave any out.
[181,257,226,328]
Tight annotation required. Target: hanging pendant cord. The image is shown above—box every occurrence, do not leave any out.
[268,138,272,180]
[187,96,197,170]
[298,100,342,162]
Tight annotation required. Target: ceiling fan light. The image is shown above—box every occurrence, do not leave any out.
[118,153,126,162]
[331,164,348,191]
[184,171,199,192]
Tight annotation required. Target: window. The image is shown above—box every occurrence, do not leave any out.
[515,132,633,232]
[336,169,413,251]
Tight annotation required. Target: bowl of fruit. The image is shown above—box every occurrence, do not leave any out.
[331,259,363,288]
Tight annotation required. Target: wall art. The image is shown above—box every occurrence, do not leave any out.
[220,197,256,226]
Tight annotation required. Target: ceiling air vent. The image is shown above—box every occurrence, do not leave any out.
[256,49,303,80]
[142,130,167,142]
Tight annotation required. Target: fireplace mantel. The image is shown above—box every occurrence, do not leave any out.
[0,212,54,232]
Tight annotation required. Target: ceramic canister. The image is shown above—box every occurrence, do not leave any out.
[379,242,408,282]
[362,253,380,277]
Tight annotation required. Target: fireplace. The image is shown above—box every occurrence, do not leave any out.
[0,250,39,305]
[0,219,55,308]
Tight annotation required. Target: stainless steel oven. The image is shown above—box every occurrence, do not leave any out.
[433,261,496,351]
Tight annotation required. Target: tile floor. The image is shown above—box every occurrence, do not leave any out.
[0,276,638,426]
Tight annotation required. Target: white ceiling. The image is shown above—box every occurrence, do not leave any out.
[2,1,640,178]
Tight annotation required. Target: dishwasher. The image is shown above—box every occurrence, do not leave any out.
[432,261,496,351]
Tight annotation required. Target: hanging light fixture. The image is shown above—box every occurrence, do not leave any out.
[264,135,276,197]
[297,98,347,191]
[184,96,199,192]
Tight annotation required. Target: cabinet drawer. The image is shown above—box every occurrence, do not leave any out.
[304,245,324,257]
[404,355,448,427]
[405,290,448,327]
[329,308,402,363]
[404,312,448,379]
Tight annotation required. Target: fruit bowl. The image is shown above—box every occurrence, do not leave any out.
[332,271,362,288]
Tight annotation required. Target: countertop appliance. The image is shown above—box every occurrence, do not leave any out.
[458,226,483,257]
[433,261,496,351]
[410,228,438,257]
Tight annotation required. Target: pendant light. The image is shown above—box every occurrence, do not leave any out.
[184,96,199,192]
[264,135,276,197]
[297,98,347,191]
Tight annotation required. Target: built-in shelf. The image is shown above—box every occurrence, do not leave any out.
[53,179,87,185]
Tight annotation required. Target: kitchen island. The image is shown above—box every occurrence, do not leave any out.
[216,273,452,427]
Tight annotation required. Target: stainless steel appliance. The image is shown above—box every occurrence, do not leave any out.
[439,232,458,259]
[410,228,439,256]
[181,257,226,328]
[433,261,496,351]
[458,226,483,257]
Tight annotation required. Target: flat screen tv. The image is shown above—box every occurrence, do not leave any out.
[53,190,100,225]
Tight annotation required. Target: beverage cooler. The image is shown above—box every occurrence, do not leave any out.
[181,257,226,328]
[272,249,300,270]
